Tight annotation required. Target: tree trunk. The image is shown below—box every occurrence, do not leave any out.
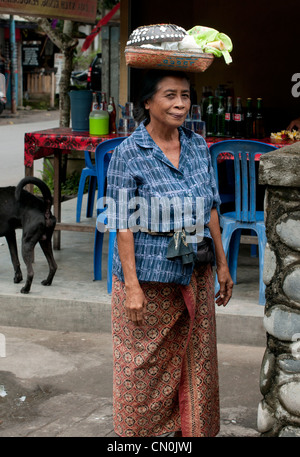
[31,17,78,129]
[31,18,79,183]
[59,20,77,128]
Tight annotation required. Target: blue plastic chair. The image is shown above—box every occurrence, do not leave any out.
[76,150,97,222]
[93,137,127,293]
[210,139,278,305]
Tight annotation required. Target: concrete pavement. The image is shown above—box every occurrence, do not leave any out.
[0,108,267,438]
[0,193,266,345]
[0,196,266,438]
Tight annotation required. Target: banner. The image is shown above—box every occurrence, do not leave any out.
[0,0,97,24]
[81,2,120,51]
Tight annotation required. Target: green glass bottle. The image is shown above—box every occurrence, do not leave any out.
[216,96,225,137]
[234,97,244,138]
[255,98,265,139]
[245,98,254,138]
[206,96,214,137]
[225,96,233,137]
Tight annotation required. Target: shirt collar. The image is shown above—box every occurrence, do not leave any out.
[133,121,157,149]
[133,121,193,147]
[133,121,195,172]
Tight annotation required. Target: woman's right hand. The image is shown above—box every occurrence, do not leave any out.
[116,229,147,326]
[125,283,147,326]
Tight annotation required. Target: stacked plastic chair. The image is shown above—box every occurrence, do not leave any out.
[93,137,127,293]
[210,139,278,305]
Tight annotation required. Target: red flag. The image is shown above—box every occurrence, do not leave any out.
[81,2,120,52]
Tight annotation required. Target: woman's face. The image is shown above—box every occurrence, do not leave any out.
[145,76,191,129]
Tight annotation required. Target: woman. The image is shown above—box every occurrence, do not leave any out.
[106,69,233,437]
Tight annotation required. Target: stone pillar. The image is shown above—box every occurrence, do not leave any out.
[257,142,300,437]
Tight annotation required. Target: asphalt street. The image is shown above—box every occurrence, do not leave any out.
[0,107,60,186]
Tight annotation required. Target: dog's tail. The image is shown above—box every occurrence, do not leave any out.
[15,177,53,222]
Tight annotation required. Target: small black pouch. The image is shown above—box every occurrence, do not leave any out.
[166,230,215,267]
[195,237,215,265]
[166,230,196,266]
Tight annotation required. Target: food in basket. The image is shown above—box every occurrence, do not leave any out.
[188,26,233,64]
[126,24,187,46]
[270,130,300,142]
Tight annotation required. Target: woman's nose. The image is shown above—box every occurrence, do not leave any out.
[174,96,186,108]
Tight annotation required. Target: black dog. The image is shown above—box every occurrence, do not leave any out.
[0,177,57,293]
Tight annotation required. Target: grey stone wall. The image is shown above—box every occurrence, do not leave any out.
[257,142,300,437]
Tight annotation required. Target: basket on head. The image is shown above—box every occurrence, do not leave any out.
[125,24,214,73]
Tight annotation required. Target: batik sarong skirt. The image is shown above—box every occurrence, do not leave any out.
[111,264,220,437]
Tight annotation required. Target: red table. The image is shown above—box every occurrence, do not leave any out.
[24,128,289,249]
[24,127,126,249]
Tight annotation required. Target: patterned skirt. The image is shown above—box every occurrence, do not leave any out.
[111,264,220,437]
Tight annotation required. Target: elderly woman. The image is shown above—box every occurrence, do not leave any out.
[106,69,233,437]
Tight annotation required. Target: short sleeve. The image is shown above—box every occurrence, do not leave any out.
[105,147,138,230]
[207,148,221,209]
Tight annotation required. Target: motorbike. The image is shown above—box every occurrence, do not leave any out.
[70,69,88,88]
[0,73,6,115]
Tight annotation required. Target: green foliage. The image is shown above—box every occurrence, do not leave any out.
[23,98,59,110]
[73,50,99,71]
[100,0,119,10]
[38,158,89,196]
[42,158,54,190]
[61,170,87,195]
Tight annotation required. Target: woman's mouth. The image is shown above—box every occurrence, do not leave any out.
[170,113,185,120]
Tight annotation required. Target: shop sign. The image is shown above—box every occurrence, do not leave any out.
[22,42,41,68]
[0,0,97,24]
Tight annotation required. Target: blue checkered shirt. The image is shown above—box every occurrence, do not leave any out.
[106,121,221,285]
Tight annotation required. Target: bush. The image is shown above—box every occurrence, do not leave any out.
[38,159,89,196]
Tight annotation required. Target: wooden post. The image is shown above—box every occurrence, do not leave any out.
[50,70,55,108]
[53,151,62,250]
[119,0,129,106]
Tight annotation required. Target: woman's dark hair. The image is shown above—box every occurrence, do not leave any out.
[134,69,190,124]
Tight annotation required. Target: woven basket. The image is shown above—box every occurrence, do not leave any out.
[125,46,214,73]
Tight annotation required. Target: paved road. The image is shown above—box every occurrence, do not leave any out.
[0,108,59,187]
[0,325,264,438]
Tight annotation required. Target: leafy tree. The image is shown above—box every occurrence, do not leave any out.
[34,18,77,128]
[25,0,118,182]
[27,0,119,127]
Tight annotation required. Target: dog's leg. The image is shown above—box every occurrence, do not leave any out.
[20,237,35,294]
[5,232,23,283]
[39,237,57,286]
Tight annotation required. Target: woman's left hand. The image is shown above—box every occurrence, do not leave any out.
[215,265,234,307]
